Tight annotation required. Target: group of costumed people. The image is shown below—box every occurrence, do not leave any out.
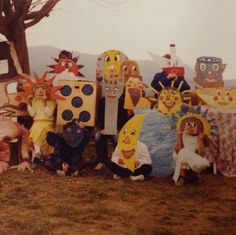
[0,45,218,186]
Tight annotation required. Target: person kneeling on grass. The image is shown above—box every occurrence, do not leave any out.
[108,140,152,181]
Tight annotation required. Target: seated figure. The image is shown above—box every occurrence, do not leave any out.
[45,120,90,176]
[108,140,152,181]
[173,114,210,185]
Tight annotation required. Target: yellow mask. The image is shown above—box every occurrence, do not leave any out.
[196,87,236,109]
[118,114,145,172]
[157,88,183,115]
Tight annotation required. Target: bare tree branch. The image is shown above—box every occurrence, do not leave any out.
[24,0,60,28]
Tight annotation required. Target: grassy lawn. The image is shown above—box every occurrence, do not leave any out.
[0,165,235,235]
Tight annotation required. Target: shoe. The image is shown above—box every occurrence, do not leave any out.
[56,170,66,176]
[175,177,184,186]
[71,170,79,177]
[32,153,43,163]
[130,175,144,181]
[113,174,121,180]
[94,162,104,170]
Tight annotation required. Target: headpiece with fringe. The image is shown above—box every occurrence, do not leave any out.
[20,72,64,101]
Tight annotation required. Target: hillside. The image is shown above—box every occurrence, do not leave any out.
[29,45,236,88]
[29,45,195,86]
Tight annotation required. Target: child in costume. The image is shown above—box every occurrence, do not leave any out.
[22,72,61,161]
[109,140,152,181]
[173,113,210,185]
[150,44,190,93]
[45,120,90,176]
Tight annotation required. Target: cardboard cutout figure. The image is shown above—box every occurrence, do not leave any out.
[195,87,236,109]
[117,114,145,171]
[57,80,97,127]
[0,78,28,116]
[120,60,141,83]
[173,110,211,185]
[193,56,226,88]
[96,49,128,82]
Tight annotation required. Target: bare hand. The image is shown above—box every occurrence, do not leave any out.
[118,158,124,165]
[135,160,140,168]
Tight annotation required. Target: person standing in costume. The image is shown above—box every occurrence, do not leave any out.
[150,44,190,93]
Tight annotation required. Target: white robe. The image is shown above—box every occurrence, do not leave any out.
[173,133,210,182]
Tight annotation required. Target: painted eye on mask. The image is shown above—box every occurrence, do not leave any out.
[200,63,206,71]
[104,56,110,62]
[61,61,66,66]
[67,128,72,133]
[114,54,120,61]
[122,128,128,134]
[216,90,221,96]
[105,87,110,91]
[131,130,136,136]
[122,65,127,71]
[212,64,219,71]
[68,62,73,67]
[226,90,231,96]
[132,66,137,71]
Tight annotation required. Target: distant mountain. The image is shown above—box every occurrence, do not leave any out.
[29,45,236,88]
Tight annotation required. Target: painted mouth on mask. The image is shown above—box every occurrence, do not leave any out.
[217,101,228,106]
[163,101,175,109]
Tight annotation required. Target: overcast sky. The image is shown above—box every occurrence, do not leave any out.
[26,0,236,79]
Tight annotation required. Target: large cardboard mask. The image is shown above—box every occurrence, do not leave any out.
[97,49,127,82]
[57,80,97,126]
[193,56,226,88]
[157,88,183,115]
[124,76,151,109]
[196,87,236,109]
[102,81,124,135]
[118,114,145,172]
[176,112,211,136]
[151,81,191,116]
[120,60,140,83]
[62,121,84,148]
[148,44,185,76]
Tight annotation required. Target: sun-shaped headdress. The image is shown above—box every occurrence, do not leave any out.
[48,52,84,77]
[176,106,217,137]
[149,80,192,115]
[20,72,64,100]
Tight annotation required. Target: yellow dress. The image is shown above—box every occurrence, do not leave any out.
[28,98,56,157]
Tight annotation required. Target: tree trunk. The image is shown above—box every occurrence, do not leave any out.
[6,25,30,75]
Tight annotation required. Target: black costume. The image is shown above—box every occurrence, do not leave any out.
[151,71,190,92]
[45,121,90,175]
